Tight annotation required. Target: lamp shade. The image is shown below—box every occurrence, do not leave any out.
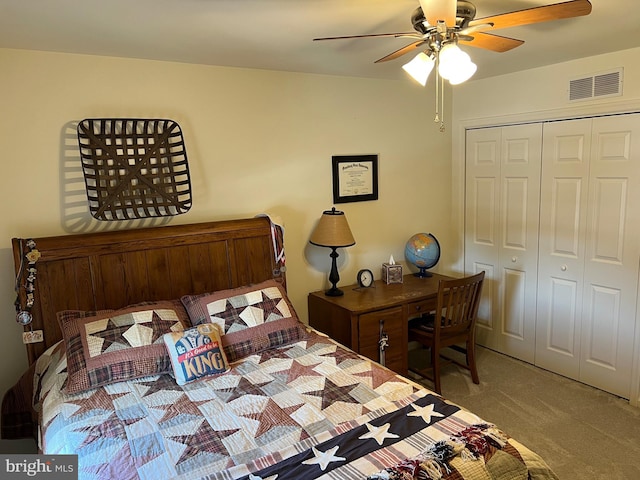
[309,207,355,248]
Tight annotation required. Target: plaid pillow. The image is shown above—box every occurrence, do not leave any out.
[58,300,189,394]
[181,279,307,362]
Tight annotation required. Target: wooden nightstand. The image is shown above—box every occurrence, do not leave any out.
[308,273,451,375]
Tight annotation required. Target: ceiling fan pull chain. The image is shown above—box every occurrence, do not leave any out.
[440,75,446,133]
[434,55,440,124]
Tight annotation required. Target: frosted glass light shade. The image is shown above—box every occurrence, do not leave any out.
[402,52,435,86]
[448,60,477,85]
[438,44,466,80]
[438,43,476,84]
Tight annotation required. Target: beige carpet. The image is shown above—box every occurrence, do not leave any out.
[408,345,640,479]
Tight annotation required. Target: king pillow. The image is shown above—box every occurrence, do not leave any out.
[164,324,229,385]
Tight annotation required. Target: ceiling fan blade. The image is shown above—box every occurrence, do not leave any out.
[314,32,419,41]
[459,32,525,53]
[468,0,592,31]
[374,40,428,63]
[419,0,457,26]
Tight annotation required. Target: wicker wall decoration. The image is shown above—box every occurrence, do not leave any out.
[77,118,192,221]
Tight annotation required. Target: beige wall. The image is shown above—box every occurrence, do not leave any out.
[0,47,453,426]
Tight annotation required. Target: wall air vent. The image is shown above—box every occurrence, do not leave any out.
[569,68,623,102]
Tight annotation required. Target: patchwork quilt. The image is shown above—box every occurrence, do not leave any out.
[34,329,558,480]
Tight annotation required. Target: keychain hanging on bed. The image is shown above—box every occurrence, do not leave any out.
[256,214,286,276]
[14,238,40,326]
[271,222,286,274]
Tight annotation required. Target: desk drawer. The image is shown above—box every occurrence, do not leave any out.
[407,299,436,319]
[358,307,403,373]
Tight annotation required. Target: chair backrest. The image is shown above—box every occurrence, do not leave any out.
[434,271,485,335]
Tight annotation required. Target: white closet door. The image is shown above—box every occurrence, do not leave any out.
[536,119,592,379]
[466,127,501,352]
[537,114,640,398]
[466,124,542,362]
[580,115,640,398]
[498,124,542,362]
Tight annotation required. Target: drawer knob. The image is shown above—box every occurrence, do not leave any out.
[415,305,421,311]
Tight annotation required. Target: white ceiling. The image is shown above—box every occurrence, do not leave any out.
[1,0,639,82]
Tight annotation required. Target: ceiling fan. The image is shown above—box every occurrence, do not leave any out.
[314,0,592,64]
[314,0,592,130]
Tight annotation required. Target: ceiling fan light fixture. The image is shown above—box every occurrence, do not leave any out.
[437,43,466,80]
[402,52,435,86]
[436,42,476,84]
[448,59,477,85]
[315,0,594,131]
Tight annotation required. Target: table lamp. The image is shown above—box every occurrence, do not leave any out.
[309,207,355,296]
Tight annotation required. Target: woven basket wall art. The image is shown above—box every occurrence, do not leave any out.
[77,118,192,221]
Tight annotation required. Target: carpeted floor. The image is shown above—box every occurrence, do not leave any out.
[408,345,640,479]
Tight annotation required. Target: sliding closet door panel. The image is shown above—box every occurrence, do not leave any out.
[465,124,541,362]
[536,119,591,376]
[580,114,640,398]
[502,176,529,341]
[466,128,501,349]
[498,124,541,362]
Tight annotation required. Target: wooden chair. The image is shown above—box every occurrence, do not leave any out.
[408,271,485,394]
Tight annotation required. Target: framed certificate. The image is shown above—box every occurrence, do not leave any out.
[332,154,379,204]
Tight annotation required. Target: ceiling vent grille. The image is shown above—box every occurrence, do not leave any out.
[569,68,623,102]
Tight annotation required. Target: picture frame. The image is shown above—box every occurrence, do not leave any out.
[332,154,379,204]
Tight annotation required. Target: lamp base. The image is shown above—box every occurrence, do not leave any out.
[324,286,344,297]
[324,247,344,296]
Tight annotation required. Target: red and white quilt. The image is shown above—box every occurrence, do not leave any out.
[34,329,557,480]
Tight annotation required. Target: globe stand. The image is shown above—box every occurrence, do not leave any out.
[414,267,433,278]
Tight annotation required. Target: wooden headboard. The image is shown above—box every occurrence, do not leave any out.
[12,217,285,365]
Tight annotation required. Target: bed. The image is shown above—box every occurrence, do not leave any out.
[4,216,558,480]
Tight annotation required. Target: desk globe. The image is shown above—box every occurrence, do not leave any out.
[405,233,441,277]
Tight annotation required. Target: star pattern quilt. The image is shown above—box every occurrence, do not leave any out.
[34,329,557,480]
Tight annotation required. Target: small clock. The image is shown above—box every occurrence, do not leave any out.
[357,269,374,288]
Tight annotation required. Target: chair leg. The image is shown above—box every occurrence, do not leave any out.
[431,347,441,394]
[467,340,479,385]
